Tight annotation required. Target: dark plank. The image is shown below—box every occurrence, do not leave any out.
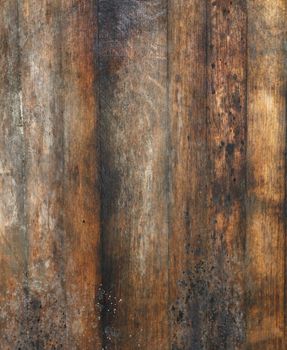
[205,0,247,348]
[169,0,248,348]
[246,1,286,348]
[98,0,169,348]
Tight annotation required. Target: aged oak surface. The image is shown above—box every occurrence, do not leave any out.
[0,0,286,349]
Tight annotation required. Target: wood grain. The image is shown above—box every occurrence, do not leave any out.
[0,1,101,348]
[246,1,286,349]
[0,1,286,349]
[0,2,27,348]
[61,1,102,349]
[205,1,247,348]
[168,1,208,348]
[98,1,169,348]
[61,0,101,349]
[19,2,67,347]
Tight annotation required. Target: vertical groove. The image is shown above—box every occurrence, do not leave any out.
[166,0,171,347]
[16,0,29,343]
[96,0,105,345]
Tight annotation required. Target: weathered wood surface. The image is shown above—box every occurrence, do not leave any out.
[0,1,286,349]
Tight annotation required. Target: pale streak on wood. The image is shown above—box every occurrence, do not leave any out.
[246,0,286,348]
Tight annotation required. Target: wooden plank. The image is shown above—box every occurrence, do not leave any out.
[169,0,248,348]
[0,2,27,348]
[61,1,102,348]
[17,2,102,348]
[98,0,169,348]
[19,1,67,348]
[246,1,286,348]
[205,0,247,348]
[168,1,208,349]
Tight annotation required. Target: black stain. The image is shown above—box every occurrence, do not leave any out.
[226,143,235,156]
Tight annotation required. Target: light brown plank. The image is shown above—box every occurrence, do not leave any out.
[19,1,67,347]
[246,1,286,348]
[61,1,102,348]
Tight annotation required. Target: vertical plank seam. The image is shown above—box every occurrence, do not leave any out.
[16,0,30,341]
[205,1,212,344]
[166,0,171,348]
[57,5,68,346]
[284,1,287,341]
[96,0,106,347]
[94,0,104,348]
[244,1,249,345]
[205,0,209,163]
[283,4,287,344]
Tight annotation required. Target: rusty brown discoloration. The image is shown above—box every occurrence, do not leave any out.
[61,1,102,348]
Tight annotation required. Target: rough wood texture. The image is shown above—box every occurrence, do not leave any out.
[205,1,247,348]
[0,1,286,349]
[19,2,67,347]
[0,2,26,348]
[246,1,286,349]
[1,1,101,349]
[168,1,209,349]
[99,1,169,348]
[61,1,101,348]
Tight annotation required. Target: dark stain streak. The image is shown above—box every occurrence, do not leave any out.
[226,143,235,156]
[232,89,242,111]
